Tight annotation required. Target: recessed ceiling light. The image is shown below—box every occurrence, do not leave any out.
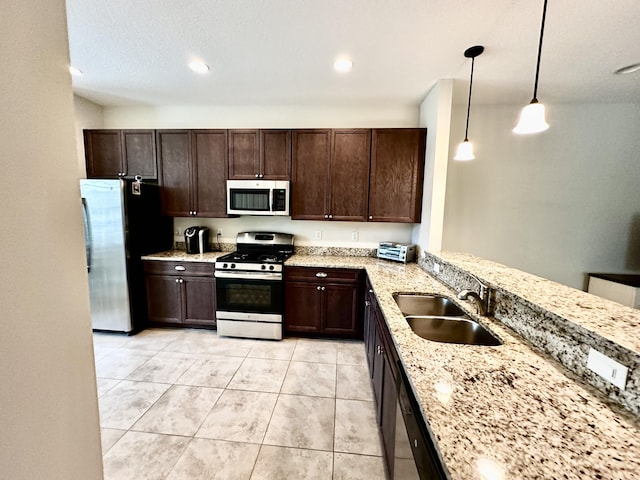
[614,62,640,75]
[333,58,353,73]
[188,61,210,74]
[69,66,83,76]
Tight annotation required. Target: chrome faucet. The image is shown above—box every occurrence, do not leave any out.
[457,274,492,316]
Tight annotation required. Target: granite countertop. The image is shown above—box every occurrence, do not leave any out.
[286,255,640,479]
[141,249,226,263]
[429,252,640,357]
[141,251,640,477]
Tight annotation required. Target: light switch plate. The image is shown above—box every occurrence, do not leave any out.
[587,348,628,390]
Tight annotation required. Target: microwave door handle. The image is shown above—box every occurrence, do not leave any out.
[270,188,275,212]
[81,197,92,273]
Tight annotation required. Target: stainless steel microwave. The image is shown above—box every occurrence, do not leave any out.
[226,180,290,216]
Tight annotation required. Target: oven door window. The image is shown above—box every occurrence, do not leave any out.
[229,188,270,212]
[216,278,283,314]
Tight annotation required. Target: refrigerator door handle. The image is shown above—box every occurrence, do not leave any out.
[82,197,92,272]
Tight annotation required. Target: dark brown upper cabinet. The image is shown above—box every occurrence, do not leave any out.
[330,129,371,221]
[291,129,370,221]
[291,129,332,220]
[369,128,426,223]
[228,129,291,180]
[84,129,157,179]
[157,129,228,218]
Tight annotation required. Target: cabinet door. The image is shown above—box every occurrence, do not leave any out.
[323,283,361,338]
[369,129,426,223]
[193,130,228,217]
[284,281,323,334]
[330,129,371,221]
[122,130,157,178]
[228,129,260,179]
[261,129,291,180]
[157,130,192,216]
[364,283,377,375]
[381,353,397,474]
[145,274,183,324]
[183,276,216,326]
[84,130,123,178]
[372,321,385,421]
[291,129,331,220]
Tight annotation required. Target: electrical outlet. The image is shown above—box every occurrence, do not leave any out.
[587,348,628,390]
[217,228,223,236]
[315,230,322,240]
[175,228,181,236]
[351,231,359,241]
[434,262,441,274]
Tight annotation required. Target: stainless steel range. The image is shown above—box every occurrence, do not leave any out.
[215,232,294,340]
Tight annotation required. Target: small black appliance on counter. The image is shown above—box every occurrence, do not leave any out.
[184,226,210,254]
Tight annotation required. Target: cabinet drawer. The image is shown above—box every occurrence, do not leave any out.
[285,266,362,284]
[143,260,215,277]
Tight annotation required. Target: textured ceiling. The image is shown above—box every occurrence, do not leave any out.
[66,0,640,107]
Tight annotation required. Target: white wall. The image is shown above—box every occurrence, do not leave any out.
[73,95,104,177]
[104,104,420,247]
[0,1,103,479]
[103,104,419,129]
[443,102,640,289]
[412,79,453,253]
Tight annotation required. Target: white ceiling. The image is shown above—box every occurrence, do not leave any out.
[66,0,640,107]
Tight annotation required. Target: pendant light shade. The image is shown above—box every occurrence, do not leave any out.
[513,101,549,134]
[514,0,550,134]
[454,139,475,161]
[454,45,484,161]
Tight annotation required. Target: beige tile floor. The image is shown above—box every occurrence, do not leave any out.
[93,328,387,480]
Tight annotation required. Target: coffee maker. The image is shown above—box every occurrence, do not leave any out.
[184,226,209,254]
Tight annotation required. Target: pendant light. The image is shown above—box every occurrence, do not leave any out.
[513,0,550,134]
[454,45,484,161]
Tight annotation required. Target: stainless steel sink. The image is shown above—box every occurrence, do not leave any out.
[393,292,502,346]
[392,293,467,317]
[405,316,502,346]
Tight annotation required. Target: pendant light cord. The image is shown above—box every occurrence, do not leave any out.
[464,56,475,141]
[532,0,548,101]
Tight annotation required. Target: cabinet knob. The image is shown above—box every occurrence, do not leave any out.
[369,215,373,220]
[259,174,264,178]
[328,214,333,219]
[324,214,329,219]
[321,286,325,291]
[369,289,373,293]
[365,300,370,307]
[255,173,259,178]
[179,279,184,283]
[317,285,322,291]
[175,279,179,283]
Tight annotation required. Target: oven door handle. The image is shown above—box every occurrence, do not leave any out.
[214,270,282,281]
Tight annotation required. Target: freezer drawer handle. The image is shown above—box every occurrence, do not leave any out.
[174,265,186,271]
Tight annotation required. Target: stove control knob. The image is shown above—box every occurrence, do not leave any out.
[231,264,236,269]
[261,265,266,270]
[269,265,275,271]
[222,263,228,269]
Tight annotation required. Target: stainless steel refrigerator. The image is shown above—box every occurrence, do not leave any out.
[80,179,172,333]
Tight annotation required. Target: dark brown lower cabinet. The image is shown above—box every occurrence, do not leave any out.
[284,267,364,338]
[143,260,216,328]
[365,275,446,480]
